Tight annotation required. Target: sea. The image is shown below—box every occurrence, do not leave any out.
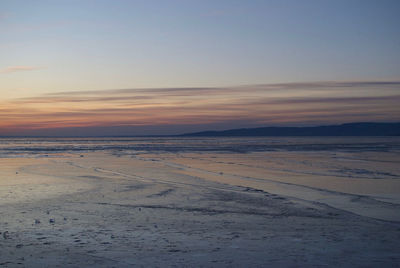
[1,136,400,157]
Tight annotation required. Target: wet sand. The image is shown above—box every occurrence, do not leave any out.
[1,151,400,267]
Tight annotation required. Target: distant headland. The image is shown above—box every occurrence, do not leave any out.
[181,122,400,137]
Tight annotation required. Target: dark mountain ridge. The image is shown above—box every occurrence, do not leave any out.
[181,122,400,137]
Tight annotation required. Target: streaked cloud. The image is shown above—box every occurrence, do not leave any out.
[0,81,399,136]
[0,66,42,74]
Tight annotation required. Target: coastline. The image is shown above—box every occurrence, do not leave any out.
[1,148,400,266]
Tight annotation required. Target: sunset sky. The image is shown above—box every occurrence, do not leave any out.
[1,0,399,136]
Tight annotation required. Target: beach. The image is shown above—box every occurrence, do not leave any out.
[1,137,400,267]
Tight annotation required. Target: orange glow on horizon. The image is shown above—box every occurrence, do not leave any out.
[1,81,400,135]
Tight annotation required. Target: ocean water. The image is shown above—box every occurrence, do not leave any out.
[1,136,400,157]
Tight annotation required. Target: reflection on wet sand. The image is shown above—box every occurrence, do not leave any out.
[0,137,399,267]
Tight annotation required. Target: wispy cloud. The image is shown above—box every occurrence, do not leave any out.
[0,80,399,135]
[0,66,42,74]
[44,81,400,96]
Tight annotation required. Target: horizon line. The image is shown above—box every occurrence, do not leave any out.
[1,121,399,138]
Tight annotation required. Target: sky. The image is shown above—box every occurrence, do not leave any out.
[1,0,399,136]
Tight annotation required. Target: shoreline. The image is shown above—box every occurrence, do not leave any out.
[1,148,400,267]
